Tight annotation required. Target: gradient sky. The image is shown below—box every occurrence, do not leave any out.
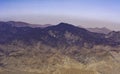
[0,0,120,30]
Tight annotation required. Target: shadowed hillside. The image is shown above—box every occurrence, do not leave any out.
[0,21,120,74]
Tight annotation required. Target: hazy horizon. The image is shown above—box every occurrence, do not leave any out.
[0,0,120,30]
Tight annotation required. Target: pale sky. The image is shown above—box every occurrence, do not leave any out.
[0,0,120,30]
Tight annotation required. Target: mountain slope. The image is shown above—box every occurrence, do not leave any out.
[0,22,117,46]
[0,21,120,74]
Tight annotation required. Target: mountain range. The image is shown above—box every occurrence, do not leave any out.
[0,21,120,74]
[86,27,111,34]
[0,21,119,46]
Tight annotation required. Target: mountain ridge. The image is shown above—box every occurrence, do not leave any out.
[0,21,119,46]
[0,21,120,74]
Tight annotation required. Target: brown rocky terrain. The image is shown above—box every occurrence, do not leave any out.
[0,42,119,74]
[0,22,120,74]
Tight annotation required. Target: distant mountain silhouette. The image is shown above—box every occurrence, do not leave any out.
[0,21,52,28]
[87,27,111,34]
[6,21,31,27]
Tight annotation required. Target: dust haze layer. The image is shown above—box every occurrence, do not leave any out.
[0,0,120,30]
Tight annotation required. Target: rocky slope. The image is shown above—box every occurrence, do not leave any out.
[0,21,120,74]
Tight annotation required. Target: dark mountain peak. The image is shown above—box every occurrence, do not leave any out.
[58,22,71,25]
[56,22,86,31]
[44,22,76,31]
[57,22,75,27]
[45,22,88,34]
